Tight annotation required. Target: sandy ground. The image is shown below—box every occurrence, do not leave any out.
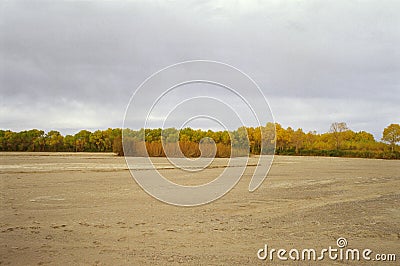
[0,152,399,265]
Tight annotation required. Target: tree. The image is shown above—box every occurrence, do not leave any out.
[291,128,305,154]
[275,124,292,152]
[261,122,276,154]
[74,130,91,152]
[382,124,400,152]
[28,129,45,151]
[113,136,124,156]
[330,122,349,150]
[90,130,106,151]
[275,123,287,151]
[45,131,64,152]
[303,131,317,150]
[64,135,75,151]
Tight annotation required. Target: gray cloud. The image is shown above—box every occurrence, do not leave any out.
[1,0,399,139]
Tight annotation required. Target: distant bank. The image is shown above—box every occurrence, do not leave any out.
[1,123,399,159]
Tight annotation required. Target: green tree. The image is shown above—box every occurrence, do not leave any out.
[90,130,106,151]
[27,129,45,151]
[64,135,75,151]
[74,130,91,151]
[45,131,64,151]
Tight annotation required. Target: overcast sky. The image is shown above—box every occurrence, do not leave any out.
[1,0,399,139]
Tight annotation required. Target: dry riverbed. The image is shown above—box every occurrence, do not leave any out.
[1,153,399,265]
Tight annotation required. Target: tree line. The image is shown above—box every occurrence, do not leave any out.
[0,123,399,159]
[0,128,122,153]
